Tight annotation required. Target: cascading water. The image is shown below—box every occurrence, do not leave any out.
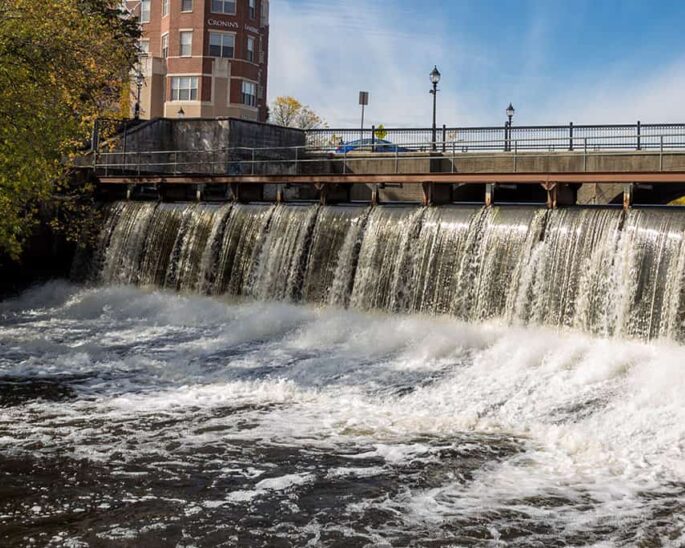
[93,201,685,341]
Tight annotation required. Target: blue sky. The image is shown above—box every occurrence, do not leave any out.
[268,0,685,127]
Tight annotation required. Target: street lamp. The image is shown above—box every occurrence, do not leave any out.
[506,103,515,124]
[505,103,515,151]
[133,71,145,120]
[429,66,441,151]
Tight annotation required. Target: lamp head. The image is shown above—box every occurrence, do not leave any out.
[430,65,441,85]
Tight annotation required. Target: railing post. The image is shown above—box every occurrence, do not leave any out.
[371,125,375,153]
[343,149,347,174]
[569,122,574,151]
[513,140,517,172]
[122,126,128,174]
[583,138,588,172]
[637,120,641,151]
[442,124,447,152]
[660,135,664,171]
[451,141,455,173]
[251,148,256,175]
[295,146,299,175]
[503,122,508,152]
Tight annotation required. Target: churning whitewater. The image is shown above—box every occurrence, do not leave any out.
[1,201,684,545]
[0,283,683,545]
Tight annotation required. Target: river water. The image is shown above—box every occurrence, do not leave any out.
[0,282,683,546]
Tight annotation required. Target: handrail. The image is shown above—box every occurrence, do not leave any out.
[90,131,685,178]
[93,132,685,156]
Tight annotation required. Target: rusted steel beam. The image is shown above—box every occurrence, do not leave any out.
[97,171,685,186]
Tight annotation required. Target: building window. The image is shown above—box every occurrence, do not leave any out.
[211,0,236,15]
[162,0,169,17]
[181,0,193,11]
[180,31,193,56]
[171,76,199,101]
[260,0,268,26]
[248,0,256,19]
[246,36,255,63]
[140,0,150,23]
[138,40,150,57]
[209,32,234,58]
[241,81,257,107]
[161,33,169,58]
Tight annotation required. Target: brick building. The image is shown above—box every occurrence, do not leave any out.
[125,0,269,121]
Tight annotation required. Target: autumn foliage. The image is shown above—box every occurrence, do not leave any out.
[269,96,326,130]
[0,0,139,259]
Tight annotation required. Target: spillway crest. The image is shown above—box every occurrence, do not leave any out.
[89,202,685,340]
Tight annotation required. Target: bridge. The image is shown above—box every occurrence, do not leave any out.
[90,120,685,208]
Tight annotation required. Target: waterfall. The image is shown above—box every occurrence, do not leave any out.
[91,202,685,341]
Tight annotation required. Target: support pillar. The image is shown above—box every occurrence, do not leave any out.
[126,184,135,200]
[195,183,205,202]
[422,182,432,206]
[623,183,635,210]
[485,183,495,207]
[316,183,326,206]
[543,182,558,209]
[371,184,380,206]
[230,182,240,202]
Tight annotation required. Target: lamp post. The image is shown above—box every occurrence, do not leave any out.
[429,66,441,151]
[505,102,515,151]
[133,71,145,120]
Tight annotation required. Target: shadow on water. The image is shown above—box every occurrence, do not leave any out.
[0,377,78,408]
[0,434,525,547]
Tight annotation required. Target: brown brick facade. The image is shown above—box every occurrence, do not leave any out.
[127,0,269,121]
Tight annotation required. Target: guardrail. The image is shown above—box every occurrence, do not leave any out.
[305,123,685,152]
[92,132,685,177]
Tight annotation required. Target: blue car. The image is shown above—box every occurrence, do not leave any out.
[335,138,409,154]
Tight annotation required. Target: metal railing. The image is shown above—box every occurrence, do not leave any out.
[92,132,685,178]
[305,122,685,152]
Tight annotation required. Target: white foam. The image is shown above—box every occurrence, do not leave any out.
[1,283,684,539]
[255,473,314,491]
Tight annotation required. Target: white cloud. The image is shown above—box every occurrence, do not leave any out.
[537,60,685,125]
[268,0,685,128]
[268,0,476,127]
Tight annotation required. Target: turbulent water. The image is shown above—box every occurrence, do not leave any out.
[1,202,685,545]
[0,283,683,546]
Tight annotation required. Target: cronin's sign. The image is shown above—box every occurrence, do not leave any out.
[207,18,239,29]
[206,19,261,34]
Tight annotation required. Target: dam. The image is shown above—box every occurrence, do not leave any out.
[92,201,685,341]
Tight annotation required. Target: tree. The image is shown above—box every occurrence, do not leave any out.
[269,96,326,130]
[0,0,139,260]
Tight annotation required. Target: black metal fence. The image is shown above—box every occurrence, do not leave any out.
[305,123,685,152]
